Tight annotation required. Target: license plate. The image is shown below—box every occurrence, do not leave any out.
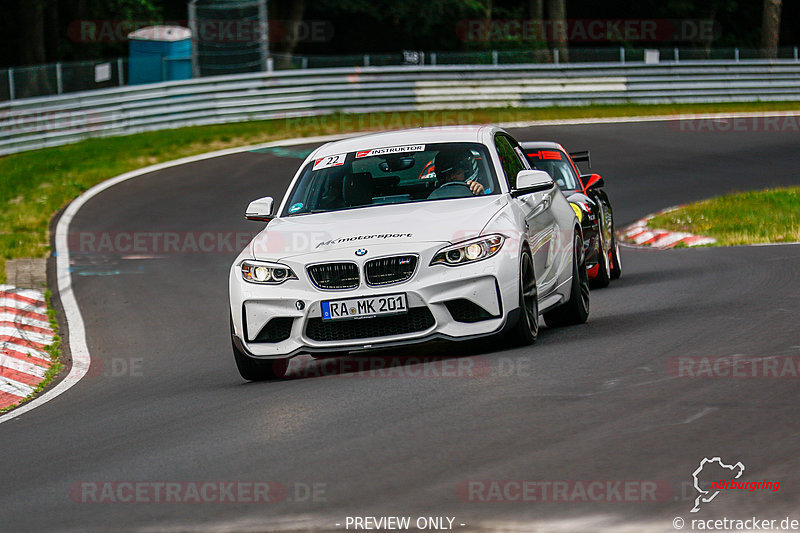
[321,293,408,321]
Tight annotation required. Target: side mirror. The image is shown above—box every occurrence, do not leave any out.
[245,196,275,222]
[582,174,605,190]
[512,170,554,197]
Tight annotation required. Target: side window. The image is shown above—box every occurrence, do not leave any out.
[494,135,525,189]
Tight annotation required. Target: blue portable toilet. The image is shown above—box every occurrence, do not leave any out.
[128,26,193,85]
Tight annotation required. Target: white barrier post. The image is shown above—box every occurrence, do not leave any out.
[117,58,124,86]
[258,0,269,72]
[56,63,63,94]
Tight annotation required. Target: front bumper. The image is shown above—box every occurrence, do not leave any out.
[229,242,520,358]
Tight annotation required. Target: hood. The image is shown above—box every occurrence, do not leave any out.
[249,196,508,261]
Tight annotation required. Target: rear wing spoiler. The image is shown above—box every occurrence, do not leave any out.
[569,150,591,168]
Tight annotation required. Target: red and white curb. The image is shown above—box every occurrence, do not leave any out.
[619,211,716,249]
[0,286,56,410]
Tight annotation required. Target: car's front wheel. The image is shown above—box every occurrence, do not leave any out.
[231,317,289,381]
[508,249,539,346]
[544,232,590,328]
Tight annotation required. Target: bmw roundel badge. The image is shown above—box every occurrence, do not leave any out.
[355,249,367,256]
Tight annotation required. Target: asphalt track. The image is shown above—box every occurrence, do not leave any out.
[1,120,800,532]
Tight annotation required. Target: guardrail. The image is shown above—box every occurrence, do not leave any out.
[2,60,800,156]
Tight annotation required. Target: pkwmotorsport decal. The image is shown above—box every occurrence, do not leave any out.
[316,233,414,248]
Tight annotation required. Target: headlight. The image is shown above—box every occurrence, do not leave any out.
[240,261,297,284]
[431,235,505,266]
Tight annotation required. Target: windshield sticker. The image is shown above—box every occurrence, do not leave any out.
[527,150,562,160]
[289,202,304,213]
[312,154,346,171]
[355,145,425,158]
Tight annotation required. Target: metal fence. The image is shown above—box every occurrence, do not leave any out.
[2,59,800,156]
[0,59,126,101]
[2,46,799,103]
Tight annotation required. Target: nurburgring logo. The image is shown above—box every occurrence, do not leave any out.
[690,457,780,513]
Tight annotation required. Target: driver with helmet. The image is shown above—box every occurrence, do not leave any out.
[434,148,485,195]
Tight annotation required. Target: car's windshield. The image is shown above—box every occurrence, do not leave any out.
[525,149,582,191]
[281,142,499,216]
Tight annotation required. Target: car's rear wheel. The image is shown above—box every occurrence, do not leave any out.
[231,316,289,381]
[590,225,611,289]
[509,249,539,346]
[544,232,590,328]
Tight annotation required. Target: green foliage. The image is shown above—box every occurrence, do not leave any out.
[649,187,800,246]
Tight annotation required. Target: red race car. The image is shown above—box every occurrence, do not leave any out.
[521,142,622,287]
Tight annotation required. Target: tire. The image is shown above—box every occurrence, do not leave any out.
[544,232,590,328]
[590,226,611,289]
[508,249,539,346]
[610,231,622,280]
[231,316,289,381]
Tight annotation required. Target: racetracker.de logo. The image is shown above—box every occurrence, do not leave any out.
[456,19,719,43]
[456,480,673,503]
[71,231,259,255]
[671,115,800,133]
[668,356,800,378]
[69,481,327,504]
[69,481,286,504]
[285,355,533,380]
[67,20,333,43]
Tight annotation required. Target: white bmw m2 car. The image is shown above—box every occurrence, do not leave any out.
[229,126,589,380]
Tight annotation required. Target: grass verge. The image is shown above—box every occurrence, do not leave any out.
[648,187,800,246]
[3,101,800,282]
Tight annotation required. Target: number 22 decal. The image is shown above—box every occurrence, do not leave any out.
[313,154,346,171]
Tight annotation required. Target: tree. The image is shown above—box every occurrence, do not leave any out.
[761,0,782,58]
[271,0,306,67]
[18,0,49,66]
[546,0,567,62]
